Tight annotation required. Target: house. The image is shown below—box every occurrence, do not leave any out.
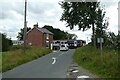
[25,23,53,49]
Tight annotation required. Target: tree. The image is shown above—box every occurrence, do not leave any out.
[66,33,78,40]
[43,25,74,40]
[105,32,118,49]
[1,33,13,51]
[95,7,109,48]
[59,1,100,48]
[72,34,78,40]
[17,27,31,40]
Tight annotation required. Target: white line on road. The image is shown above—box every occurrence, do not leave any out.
[77,75,89,78]
[52,57,56,64]
[72,70,79,73]
[66,51,69,53]
[59,52,65,56]
[59,51,69,56]
[53,50,58,52]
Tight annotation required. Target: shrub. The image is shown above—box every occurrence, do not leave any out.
[1,33,13,52]
[10,45,23,50]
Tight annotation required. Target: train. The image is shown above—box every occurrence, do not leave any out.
[67,40,86,49]
[52,40,86,50]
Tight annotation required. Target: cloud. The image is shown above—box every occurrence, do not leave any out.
[0,0,118,41]
[27,1,62,24]
[100,0,118,8]
[0,1,24,19]
[105,2,118,35]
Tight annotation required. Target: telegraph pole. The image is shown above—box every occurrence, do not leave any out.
[23,0,27,51]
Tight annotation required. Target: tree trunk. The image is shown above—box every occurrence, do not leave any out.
[92,23,96,48]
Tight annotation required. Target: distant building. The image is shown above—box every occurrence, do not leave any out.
[12,40,24,45]
[25,23,53,49]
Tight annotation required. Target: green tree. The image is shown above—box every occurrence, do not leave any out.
[105,32,118,49]
[66,33,78,40]
[43,25,69,40]
[59,1,100,48]
[43,25,78,40]
[1,33,13,51]
[95,7,109,48]
[17,27,31,40]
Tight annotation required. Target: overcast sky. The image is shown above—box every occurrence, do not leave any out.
[0,0,119,43]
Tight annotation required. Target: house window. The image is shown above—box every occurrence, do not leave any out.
[46,41,49,48]
[46,34,49,39]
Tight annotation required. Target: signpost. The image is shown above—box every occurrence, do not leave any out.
[97,38,103,50]
[97,37,104,63]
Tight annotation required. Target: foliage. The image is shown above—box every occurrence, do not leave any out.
[74,45,119,78]
[93,7,109,48]
[2,47,52,72]
[66,32,78,40]
[43,25,77,40]
[104,32,118,49]
[17,27,31,40]
[0,52,2,72]
[59,2,99,30]
[1,33,13,52]
[59,1,109,48]
[10,45,27,51]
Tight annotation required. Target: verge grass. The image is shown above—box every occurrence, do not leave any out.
[0,52,2,72]
[73,45,119,78]
[2,47,51,72]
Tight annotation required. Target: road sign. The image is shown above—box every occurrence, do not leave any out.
[97,38,104,43]
[97,37,104,63]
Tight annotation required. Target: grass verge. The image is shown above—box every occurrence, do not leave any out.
[73,45,119,78]
[2,47,51,72]
[0,52,2,72]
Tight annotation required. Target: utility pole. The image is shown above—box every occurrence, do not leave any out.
[118,1,120,70]
[23,0,27,51]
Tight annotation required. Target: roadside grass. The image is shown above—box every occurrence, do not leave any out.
[0,52,2,72]
[73,45,119,78]
[2,46,52,72]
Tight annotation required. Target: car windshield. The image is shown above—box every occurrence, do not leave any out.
[65,42,67,44]
[61,45,65,47]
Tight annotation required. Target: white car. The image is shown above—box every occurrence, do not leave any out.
[60,44,69,51]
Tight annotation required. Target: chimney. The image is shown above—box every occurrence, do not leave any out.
[34,22,38,28]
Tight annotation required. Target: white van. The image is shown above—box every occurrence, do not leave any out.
[60,44,69,51]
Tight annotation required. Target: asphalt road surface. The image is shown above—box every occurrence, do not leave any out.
[3,49,75,78]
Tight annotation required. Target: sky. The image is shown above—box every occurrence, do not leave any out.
[0,0,119,43]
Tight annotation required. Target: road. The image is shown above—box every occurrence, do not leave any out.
[3,49,75,78]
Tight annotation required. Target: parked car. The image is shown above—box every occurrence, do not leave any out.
[60,44,69,51]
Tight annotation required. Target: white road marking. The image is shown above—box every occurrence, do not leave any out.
[52,57,56,64]
[65,51,69,54]
[53,50,57,52]
[59,52,65,56]
[77,75,89,78]
[72,70,79,73]
[59,51,69,56]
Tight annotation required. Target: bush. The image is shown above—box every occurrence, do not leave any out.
[10,45,24,50]
[10,45,31,51]
[1,33,13,52]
